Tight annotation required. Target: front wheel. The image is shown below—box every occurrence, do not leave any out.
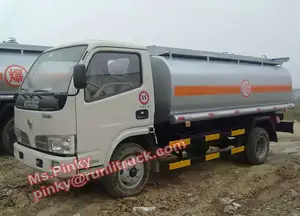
[103,142,150,198]
[1,117,15,156]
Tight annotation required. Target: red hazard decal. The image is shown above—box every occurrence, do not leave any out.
[4,65,27,87]
[241,80,252,97]
[139,90,150,105]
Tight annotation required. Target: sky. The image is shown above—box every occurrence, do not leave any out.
[1,0,300,88]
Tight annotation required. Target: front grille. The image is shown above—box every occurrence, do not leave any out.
[18,130,49,151]
[19,131,30,146]
[35,136,49,151]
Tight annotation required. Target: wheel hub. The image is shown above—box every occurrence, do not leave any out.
[256,136,268,158]
[129,167,138,177]
[118,156,145,189]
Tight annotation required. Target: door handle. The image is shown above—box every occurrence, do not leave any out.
[136,109,149,120]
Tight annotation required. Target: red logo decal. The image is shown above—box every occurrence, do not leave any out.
[139,90,150,105]
[4,65,27,87]
[241,80,252,97]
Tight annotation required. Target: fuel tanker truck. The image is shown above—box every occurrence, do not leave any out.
[13,41,295,198]
[0,42,51,155]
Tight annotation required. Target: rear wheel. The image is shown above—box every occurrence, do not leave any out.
[245,127,270,165]
[103,142,150,198]
[1,116,15,156]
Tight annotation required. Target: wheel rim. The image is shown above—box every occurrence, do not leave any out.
[117,155,145,189]
[256,136,268,158]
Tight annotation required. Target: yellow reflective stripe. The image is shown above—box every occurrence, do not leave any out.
[231,146,245,154]
[231,129,245,136]
[205,133,220,141]
[205,152,220,161]
[169,138,190,147]
[169,159,191,170]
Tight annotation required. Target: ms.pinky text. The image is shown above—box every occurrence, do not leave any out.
[27,157,91,185]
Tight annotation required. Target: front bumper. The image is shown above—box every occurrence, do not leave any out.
[14,142,77,178]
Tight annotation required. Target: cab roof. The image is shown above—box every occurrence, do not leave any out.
[44,40,147,53]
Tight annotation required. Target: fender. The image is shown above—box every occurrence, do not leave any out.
[104,126,153,165]
[252,115,278,142]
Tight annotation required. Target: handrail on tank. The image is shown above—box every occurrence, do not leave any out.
[147,45,290,66]
[0,43,51,53]
[270,57,290,65]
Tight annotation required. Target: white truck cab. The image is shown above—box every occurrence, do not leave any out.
[14,41,158,197]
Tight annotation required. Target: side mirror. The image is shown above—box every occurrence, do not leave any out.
[73,64,87,89]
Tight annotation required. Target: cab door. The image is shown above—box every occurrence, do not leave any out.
[75,47,154,167]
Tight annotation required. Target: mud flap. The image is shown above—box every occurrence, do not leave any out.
[275,121,294,134]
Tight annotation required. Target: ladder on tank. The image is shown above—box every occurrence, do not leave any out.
[146,45,289,66]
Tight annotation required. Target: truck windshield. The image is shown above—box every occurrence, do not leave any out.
[20,45,87,93]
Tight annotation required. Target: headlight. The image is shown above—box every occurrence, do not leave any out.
[14,127,21,143]
[47,135,76,154]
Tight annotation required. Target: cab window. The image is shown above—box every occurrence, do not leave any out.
[85,52,142,102]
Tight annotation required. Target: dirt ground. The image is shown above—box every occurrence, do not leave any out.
[0,123,300,216]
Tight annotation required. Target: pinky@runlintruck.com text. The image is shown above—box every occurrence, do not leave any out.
[32,141,186,202]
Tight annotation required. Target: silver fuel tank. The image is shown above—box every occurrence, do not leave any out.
[148,46,294,125]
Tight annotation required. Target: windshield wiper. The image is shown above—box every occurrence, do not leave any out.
[18,88,30,99]
[17,89,58,98]
[17,89,79,98]
[33,89,51,93]
[32,89,60,98]
[19,88,29,92]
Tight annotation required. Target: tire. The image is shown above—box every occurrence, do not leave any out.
[1,116,16,156]
[245,127,270,165]
[103,142,150,198]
